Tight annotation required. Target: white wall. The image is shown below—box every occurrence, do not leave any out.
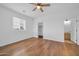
[64,24,71,33]
[76,17,79,45]
[0,5,33,46]
[33,14,64,42]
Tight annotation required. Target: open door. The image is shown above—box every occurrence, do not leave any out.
[71,18,77,44]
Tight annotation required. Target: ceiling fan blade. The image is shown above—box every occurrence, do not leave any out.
[40,8,43,12]
[30,3,38,6]
[41,4,50,7]
[32,7,37,11]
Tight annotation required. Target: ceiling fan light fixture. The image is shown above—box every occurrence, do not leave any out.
[37,6,41,9]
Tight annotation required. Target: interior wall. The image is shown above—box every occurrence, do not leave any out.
[64,24,71,33]
[76,17,79,45]
[0,5,33,46]
[33,14,64,42]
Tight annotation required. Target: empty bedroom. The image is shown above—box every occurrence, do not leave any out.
[0,3,79,56]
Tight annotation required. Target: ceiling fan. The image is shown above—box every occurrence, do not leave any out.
[30,3,50,12]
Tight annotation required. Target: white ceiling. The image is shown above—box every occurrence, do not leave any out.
[1,3,79,19]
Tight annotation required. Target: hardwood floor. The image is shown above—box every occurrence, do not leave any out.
[0,37,79,56]
[64,40,76,44]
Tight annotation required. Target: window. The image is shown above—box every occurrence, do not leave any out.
[13,17,26,30]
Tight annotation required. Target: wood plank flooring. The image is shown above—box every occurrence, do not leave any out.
[0,37,79,56]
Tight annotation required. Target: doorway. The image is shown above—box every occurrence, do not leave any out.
[38,22,43,38]
[64,18,77,44]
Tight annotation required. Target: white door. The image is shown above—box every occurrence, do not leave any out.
[71,18,77,43]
